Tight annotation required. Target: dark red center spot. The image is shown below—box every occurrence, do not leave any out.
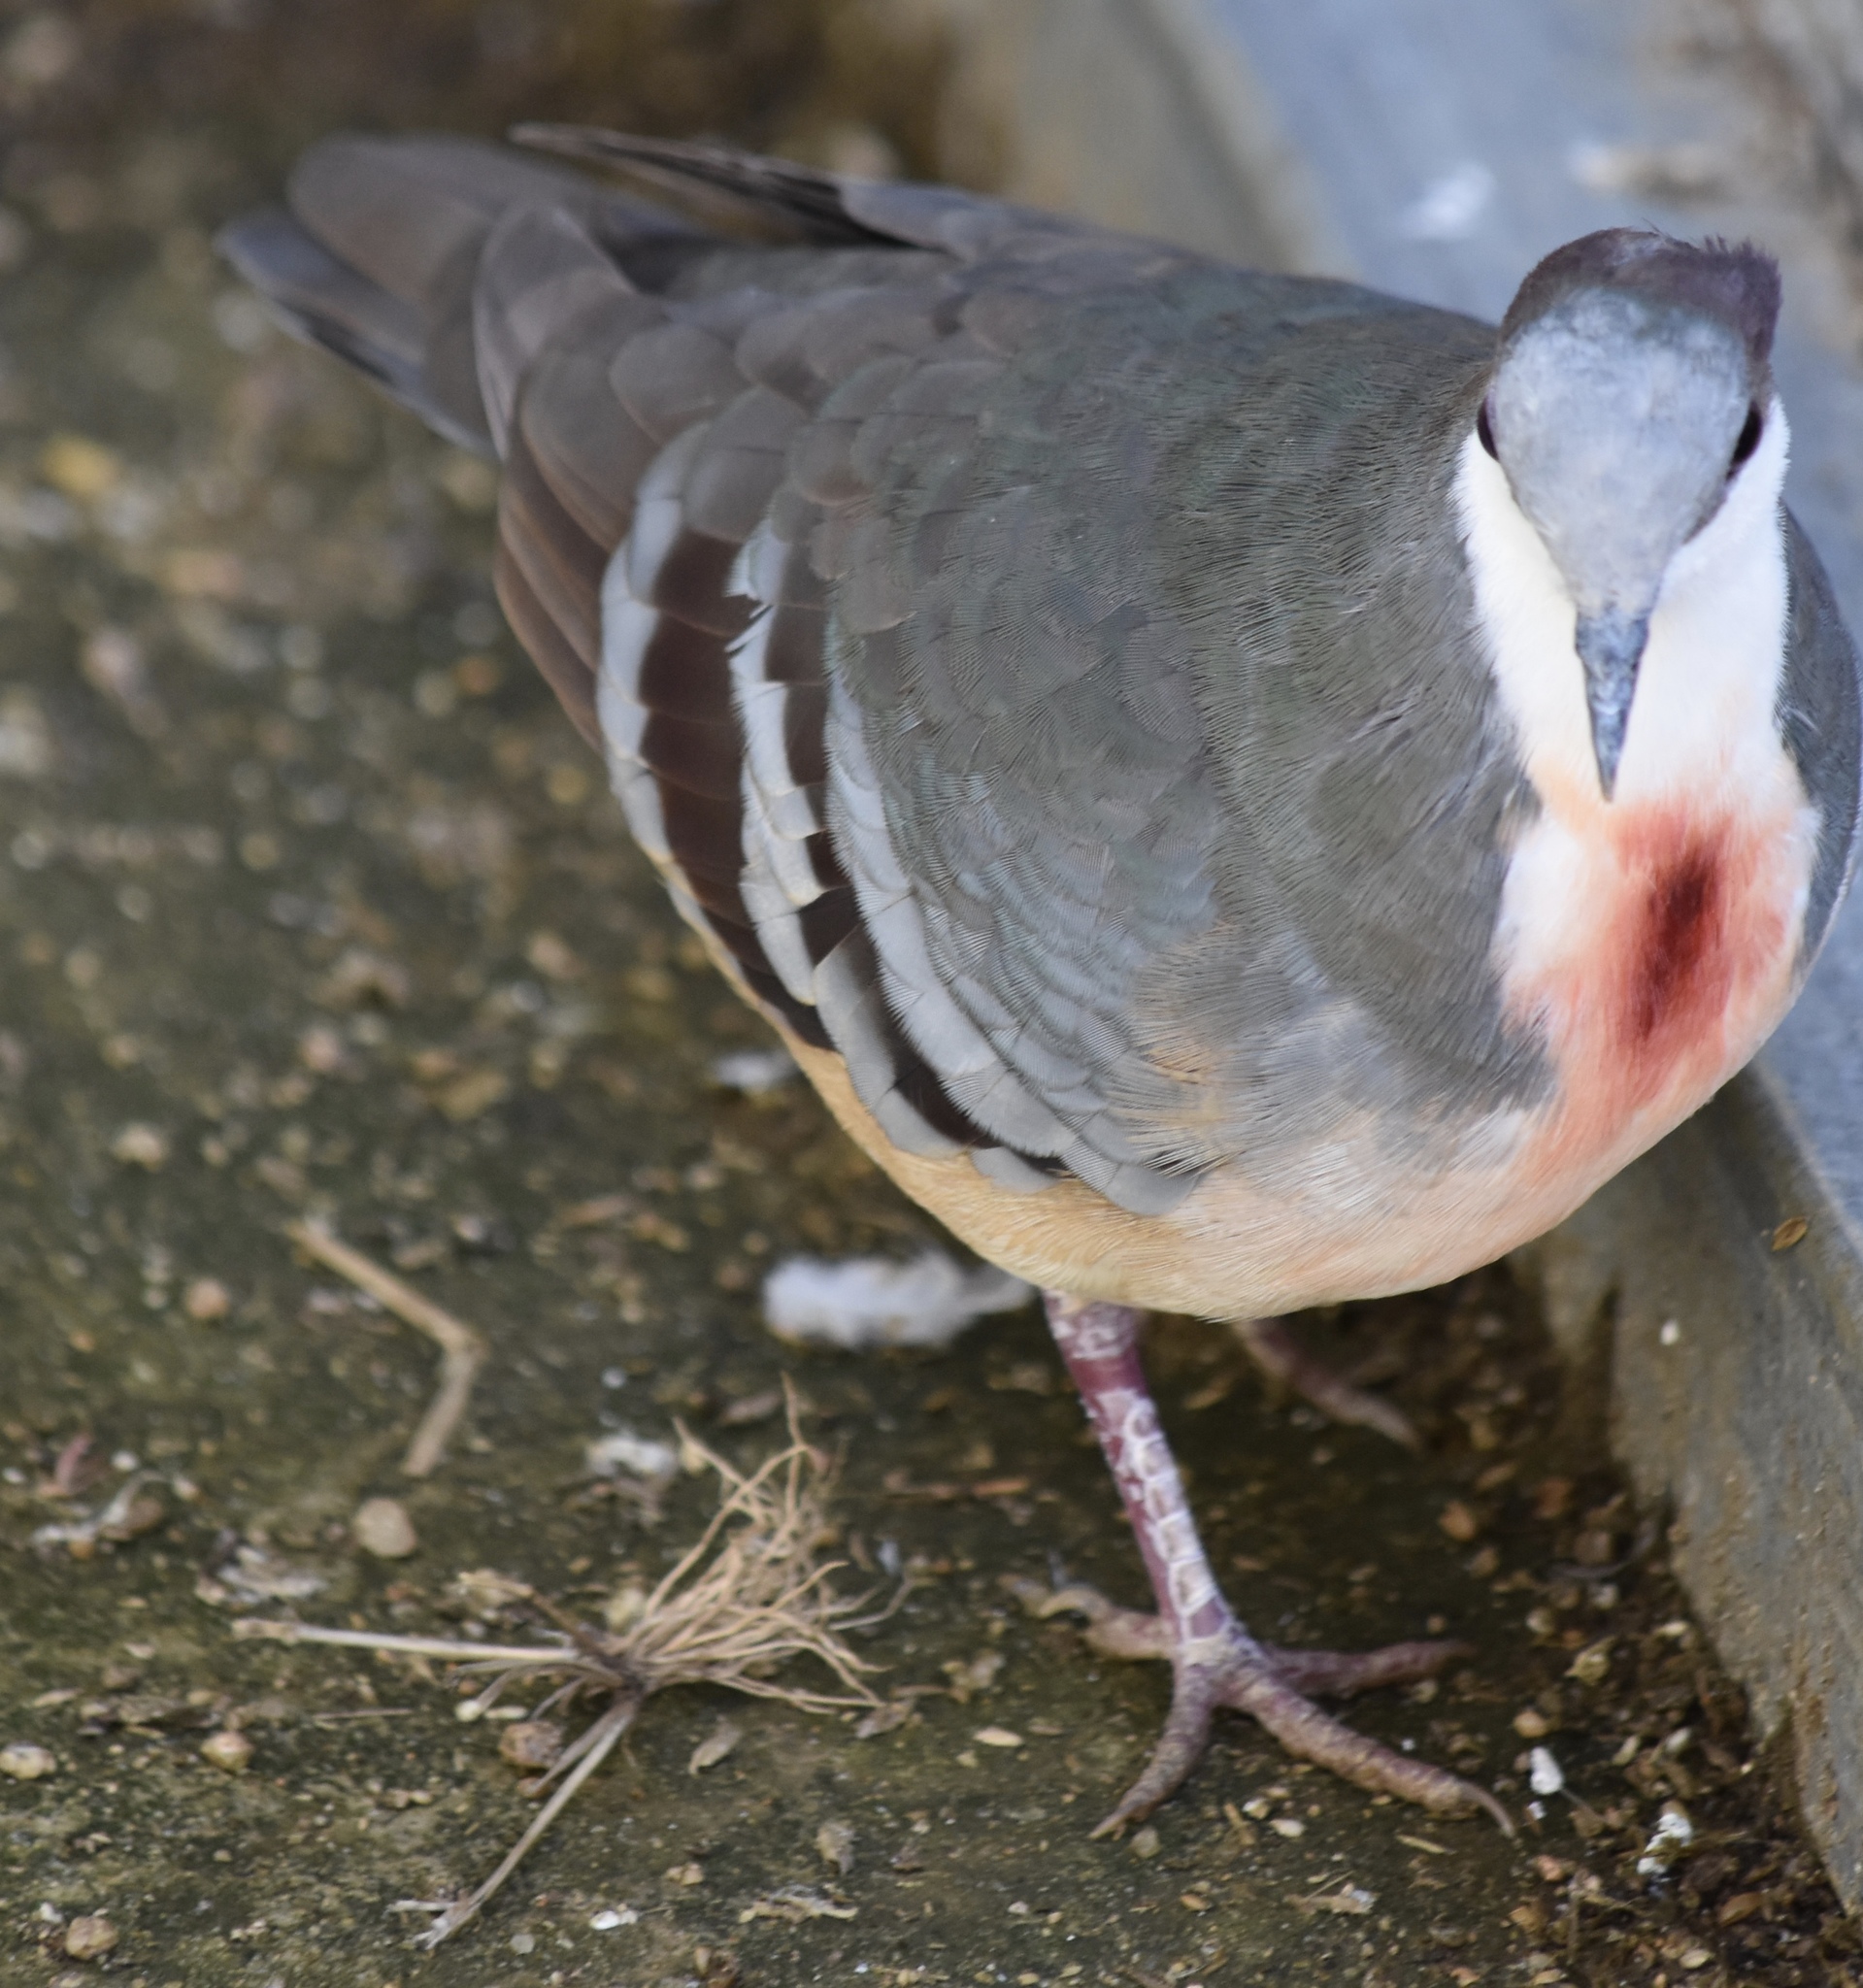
[1629,843,1723,1047]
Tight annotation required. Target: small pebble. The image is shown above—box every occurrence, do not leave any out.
[200,1730,252,1773]
[42,435,122,501]
[1513,1707,1551,1740]
[63,1915,118,1961]
[509,1931,536,1954]
[183,1277,231,1321]
[1572,1527,1616,1567]
[1566,1638,1613,1687]
[815,1819,855,1873]
[0,1741,56,1779]
[110,1122,169,1170]
[589,1906,639,1931]
[665,1861,704,1887]
[1130,1826,1161,1860]
[973,1725,1023,1748]
[1270,1816,1307,1839]
[498,1720,563,1771]
[297,1023,346,1073]
[1437,1500,1480,1542]
[525,930,581,979]
[350,1496,417,1559]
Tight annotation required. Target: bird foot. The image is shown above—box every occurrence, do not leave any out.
[1234,1316,1419,1450]
[1010,1576,1509,1837]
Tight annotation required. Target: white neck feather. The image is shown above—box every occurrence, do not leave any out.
[1453,401,1792,819]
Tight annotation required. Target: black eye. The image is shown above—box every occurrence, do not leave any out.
[1477,400,1498,459]
[1728,403,1763,475]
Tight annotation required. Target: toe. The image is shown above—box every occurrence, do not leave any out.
[1004,1575,1169,1659]
[1091,1671,1219,1838]
[1222,1662,1512,1833]
[1262,1637,1471,1698]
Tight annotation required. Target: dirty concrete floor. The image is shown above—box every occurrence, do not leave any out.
[0,4,1857,1985]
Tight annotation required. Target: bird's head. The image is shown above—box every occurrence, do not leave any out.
[1480,229,1783,799]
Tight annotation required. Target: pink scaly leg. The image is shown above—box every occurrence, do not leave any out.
[1041,1291,1510,1838]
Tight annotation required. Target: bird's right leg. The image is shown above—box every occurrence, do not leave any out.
[1033,1291,1510,1837]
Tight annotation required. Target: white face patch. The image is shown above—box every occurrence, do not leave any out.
[1453,395,1794,821]
[1453,394,1820,1174]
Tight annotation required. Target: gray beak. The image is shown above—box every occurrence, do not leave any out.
[1574,606,1651,800]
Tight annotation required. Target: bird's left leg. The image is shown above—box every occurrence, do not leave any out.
[1035,1291,1509,1837]
[1232,1316,1418,1450]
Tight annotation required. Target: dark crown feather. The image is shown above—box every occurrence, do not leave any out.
[1500,228,1781,381]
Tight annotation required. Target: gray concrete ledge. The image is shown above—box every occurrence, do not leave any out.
[923,0,1863,1915]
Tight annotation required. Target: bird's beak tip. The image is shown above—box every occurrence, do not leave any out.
[1574,607,1651,807]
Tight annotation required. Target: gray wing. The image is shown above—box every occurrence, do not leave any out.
[805,265,1230,1210]
[220,130,1548,1215]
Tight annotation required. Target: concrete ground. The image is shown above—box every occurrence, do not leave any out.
[0,5,1856,1983]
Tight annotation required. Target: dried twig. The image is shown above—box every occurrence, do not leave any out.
[237,1394,883,1947]
[285,1220,486,1476]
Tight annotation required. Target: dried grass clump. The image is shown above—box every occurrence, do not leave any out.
[238,1399,882,1947]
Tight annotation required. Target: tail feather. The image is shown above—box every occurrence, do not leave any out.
[216,206,490,450]
[287,137,504,313]
[287,134,691,303]
[216,133,698,456]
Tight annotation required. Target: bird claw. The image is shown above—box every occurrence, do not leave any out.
[1015,1578,1509,1837]
[1098,1612,1511,1837]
